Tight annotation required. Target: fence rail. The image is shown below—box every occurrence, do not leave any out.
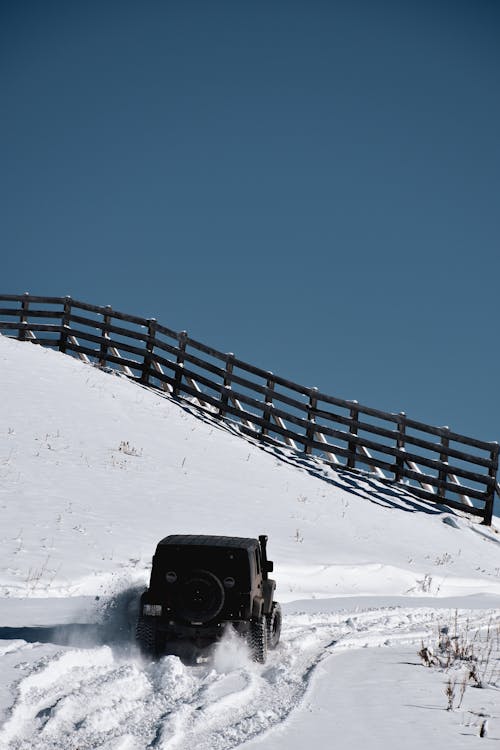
[1,293,498,524]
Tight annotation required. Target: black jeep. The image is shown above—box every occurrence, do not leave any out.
[135,534,281,663]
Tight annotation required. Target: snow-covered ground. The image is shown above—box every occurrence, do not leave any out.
[1,334,500,748]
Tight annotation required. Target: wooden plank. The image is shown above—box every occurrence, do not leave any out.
[218,353,234,417]
[69,313,150,344]
[252,369,312,398]
[438,429,450,499]
[404,416,494,451]
[175,366,227,399]
[357,446,386,478]
[70,299,151,327]
[219,367,314,417]
[400,431,494,468]
[148,337,181,360]
[0,307,35,317]
[63,311,102,330]
[260,375,274,438]
[141,318,157,385]
[15,323,64,333]
[172,331,187,396]
[154,321,179,340]
[483,444,500,525]
[103,308,150,327]
[67,328,146,359]
[351,451,398,475]
[108,347,134,377]
[0,322,25,330]
[316,390,400,422]
[19,295,30,342]
[394,412,406,482]
[0,294,66,304]
[305,388,318,455]
[21,338,59,347]
[402,466,487,501]
[405,460,435,493]
[143,362,178,391]
[147,349,180,375]
[184,375,205,407]
[184,335,228,362]
[271,412,298,450]
[315,406,360,430]
[65,340,144,372]
[229,393,257,431]
[99,306,112,368]
[2,308,63,319]
[59,297,72,353]
[59,298,108,314]
[347,403,359,470]
[231,356,313,398]
[150,359,173,393]
[181,349,227,380]
[0,295,26,302]
[313,430,341,464]
[66,336,91,364]
[446,473,473,507]
[105,320,150,343]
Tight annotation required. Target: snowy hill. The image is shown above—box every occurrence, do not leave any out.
[1,334,500,748]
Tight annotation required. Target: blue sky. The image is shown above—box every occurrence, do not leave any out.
[2,0,499,450]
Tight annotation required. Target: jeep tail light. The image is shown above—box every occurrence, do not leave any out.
[143,604,162,616]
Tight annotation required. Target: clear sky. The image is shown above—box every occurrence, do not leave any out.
[2,0,499,448]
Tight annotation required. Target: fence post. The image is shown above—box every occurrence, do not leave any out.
[394,411,406,483]
[437,427,450,500]
[347,401,359,469]
[261,374,275,438]
[59,296,72,353]
[99,306,112,368]
[483,442,499,526]
[19,293,30,341]
[305,387,318,454]
[172,331,187,397]
[141,318,157,385]
[219,353,234,418]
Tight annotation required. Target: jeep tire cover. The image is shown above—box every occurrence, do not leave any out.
[174,569,225,623]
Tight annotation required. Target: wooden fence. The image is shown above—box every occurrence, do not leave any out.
[1,293,498,525]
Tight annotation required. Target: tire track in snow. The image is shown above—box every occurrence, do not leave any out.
[1,606,499,750]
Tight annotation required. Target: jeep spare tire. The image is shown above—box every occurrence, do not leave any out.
[174,569,225,623]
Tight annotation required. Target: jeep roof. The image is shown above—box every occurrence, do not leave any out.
[156,535,260,551]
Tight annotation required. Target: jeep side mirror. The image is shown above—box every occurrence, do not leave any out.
[266,560,273,573]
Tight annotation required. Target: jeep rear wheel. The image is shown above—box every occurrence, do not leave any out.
[249,615,268,664]
[135,616,160,656]
[267,602,282,649]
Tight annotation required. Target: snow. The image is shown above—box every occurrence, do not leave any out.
[1,334,500,748]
